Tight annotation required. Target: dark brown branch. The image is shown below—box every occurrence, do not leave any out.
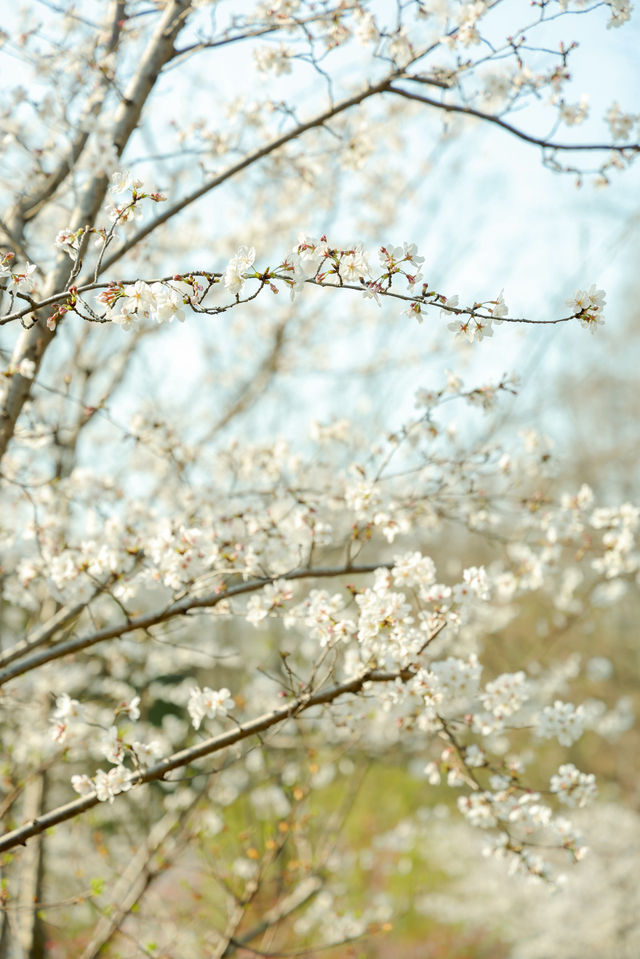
[221,877,323,958]
[387,84,640,154]
[1,271,573,329]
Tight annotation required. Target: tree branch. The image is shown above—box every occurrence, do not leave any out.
[0,563,393,687]
[0,0,192,461]
[0,576,119,670]
[0,621,445,854]
[387,84,640,155]
[78,799,200,959]
[1,270,574,329]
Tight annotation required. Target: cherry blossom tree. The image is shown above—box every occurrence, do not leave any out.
[0,1,638,956]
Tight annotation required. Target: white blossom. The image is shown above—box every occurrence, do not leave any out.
[536,700,585,746]
[254,43,293,75]
[71,774,94,797]
[480,671,530,718]
[224,246,256,294]
[566,285,606,332]
[550,763,597,807]
[559,96,589,126]
[188,686,235,730]
[605,101,638,140]
[94,766,132,803]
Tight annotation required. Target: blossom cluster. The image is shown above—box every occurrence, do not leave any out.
[188,686,235,730]
[52,693,163,803]
[565,285,607,333]
[550,763,598,807]
[0,252,37,294]
[97,280,186,329]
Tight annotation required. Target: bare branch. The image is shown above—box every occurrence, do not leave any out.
[0,576,118,670]
[387,84,640,155]
[221,877,323,958]
[4,2,126,241]
[79,800,199,959]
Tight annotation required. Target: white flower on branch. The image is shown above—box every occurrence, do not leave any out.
[16,358,35,379]
[224,245,256,295]
[71,774,93,797]
[605,101,638,140]
[558,96,589,126]
[101,725,125,764]
[338,244,370,283]
[132,740,162,766]
[94,766,132,803]
[536,700,585,747]
[388,31,413,66]
[480,672,530,718]
[550,763,598,807]
[0,259,36,293]
[354,10,380,46]
[188,686,235,730]
[606,0,633,27]
[392,551,437,590]
[254,43,293,75]
[566,285,606,332]
[448,315,493,343]
[53,693,83,721]
[110,169,143,194]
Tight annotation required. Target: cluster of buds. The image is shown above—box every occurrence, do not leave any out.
[47,286,78,331]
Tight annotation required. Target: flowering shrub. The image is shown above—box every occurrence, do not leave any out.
[0,1,638,956]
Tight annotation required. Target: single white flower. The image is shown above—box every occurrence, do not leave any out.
[16,357,36,379]
[224,246,256,295]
